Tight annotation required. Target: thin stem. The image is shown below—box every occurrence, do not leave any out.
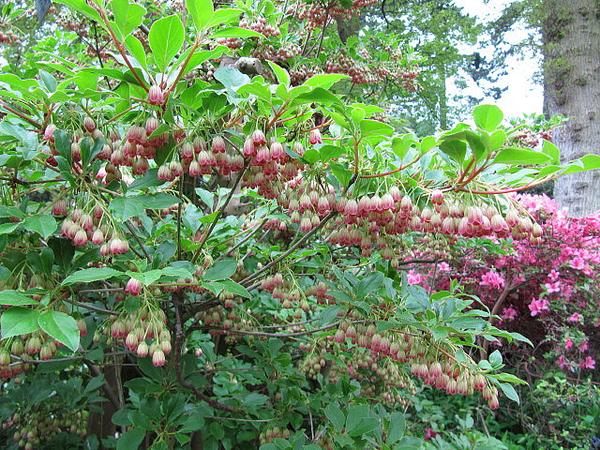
[0,101,42,128]
[91,4,149,92]
[191,165,248,263]
[173,292,236,412]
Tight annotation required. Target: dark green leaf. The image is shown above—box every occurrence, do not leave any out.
[38,310,80,352]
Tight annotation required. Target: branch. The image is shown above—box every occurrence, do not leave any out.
[91,4,149,92]
[211,322,340,339]
[191,165,248,263]
[83,358,122,409]
[239,210,337,287]
[172,292,236,413]
[0,101,42,128]
[359,154,422,179]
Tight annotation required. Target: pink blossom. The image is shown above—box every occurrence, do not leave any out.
[407,270,423,286]
[480,270,505,289]
[557,355,569,369]
[501,306,518,321]
[529,298,550,317]
[567,312,582,323]
[579,341,589,352]
[548,269,560,282]
[578,356,595,370]
[544,281,561,293]
[564,339,573,350]
[437,262,450,272]
[570,256,586,270]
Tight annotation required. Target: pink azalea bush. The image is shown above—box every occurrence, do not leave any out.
[407,194,600,373]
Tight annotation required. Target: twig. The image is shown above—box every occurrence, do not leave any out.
[173,292,236,412]
[84,358,122,409]
[211,322,340,338]
[0,101,42,128]
[239,211,337,287]
[191,165,248,263]
[124,220,150,260]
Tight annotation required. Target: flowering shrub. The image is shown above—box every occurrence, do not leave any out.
[406,194,600,373]
[0,0,599,449]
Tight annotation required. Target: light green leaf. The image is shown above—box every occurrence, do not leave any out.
[22,215,57,239]
[111,0,146,38]
[324,403,345,429]
[148,15,185,71]
[0,290,38,307]
[62,267,123,286]
[493,147,551,165]
[388,412,406,443]
[542,140,560,164]
[489,349,503,367]
[267,61,290,87]
[210,27,262,39]
[0,222,21,235]
[38,310,80,352]
[498,382,520,404]
[125,35,148,69]
[473,104,504,132]
[303,73,349,89]
[360,119,393,137]
[1,307,40,338]
[185,0,214,30]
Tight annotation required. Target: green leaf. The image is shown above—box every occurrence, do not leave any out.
[22,215,57,239]
[125,35,148,69]
[493,147,551,165]
[111,0,146,38]
[498,382,520,404]
[0,222,21,235]
[420,135,437,153]
[542,140,560,164]
[110,194,179,220]
[0,290,38,306]
[473,104,504,132]
[117,428,146,450]
[267,61,290,87]
[62,267,123,286]
[492,373,528,385]
[210,27,262,39]
[324,403,345,429]
[488,129,507,150]
[203,259,237,281]
[388,412,405,443]
[1,307,40,338]
[440,139,467,165]
[303,73,349,89]
[38,310,80,352]
[54,0,103,24]
[185,0,214,30]
[220,279,251,298]
[148,15,185,72]
[360,119,393,138]
[392,135,416,160]
[205,8,241,27]
[465,130,487,161]
[214,67,250,92]
[489,350,503,367]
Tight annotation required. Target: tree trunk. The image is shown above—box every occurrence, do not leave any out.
[543,0,600,216]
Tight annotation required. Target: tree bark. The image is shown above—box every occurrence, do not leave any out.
[543,0,600,216]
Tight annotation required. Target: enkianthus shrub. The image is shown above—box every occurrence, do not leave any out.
[0,0,599,448]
